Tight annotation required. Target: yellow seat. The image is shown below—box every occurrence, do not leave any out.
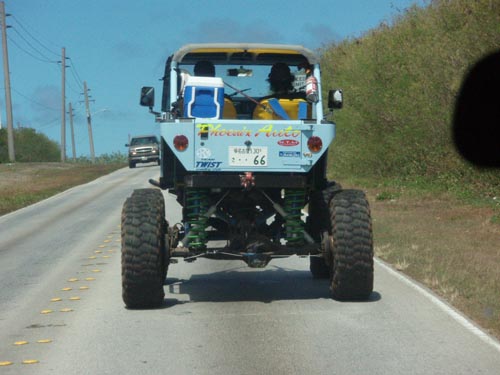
[252,98,310,120]
[223,97,237,119]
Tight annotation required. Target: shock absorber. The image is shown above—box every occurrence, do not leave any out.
[284,189,305,245]
[185,188,209,249]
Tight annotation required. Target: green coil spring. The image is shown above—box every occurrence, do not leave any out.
[284,189,304,245]
[185,188,209,249]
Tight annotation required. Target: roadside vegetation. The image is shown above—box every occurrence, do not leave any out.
[321,0,500,338]
[0,127,126,215]
[0,127,60,162]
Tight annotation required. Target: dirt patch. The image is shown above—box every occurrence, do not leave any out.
[365,189,500,339]
[0,162,124,215]
[0,163,75,189]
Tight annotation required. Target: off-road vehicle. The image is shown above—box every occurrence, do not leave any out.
[121,43,374,308]
[126,134,160,168]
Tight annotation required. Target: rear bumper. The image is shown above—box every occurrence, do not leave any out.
[129,155,159,163]
[166,173,307,188]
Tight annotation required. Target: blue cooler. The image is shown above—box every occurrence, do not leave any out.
[183,76,224,119]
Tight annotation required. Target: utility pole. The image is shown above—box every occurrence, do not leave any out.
[83,81,95,163]
[68,102,76,161]
[60,47,66,162]
[1,1,15,162]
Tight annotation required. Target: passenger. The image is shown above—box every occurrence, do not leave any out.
[267,62,295,96]
[192,60,237,119]
[194,60,216,77]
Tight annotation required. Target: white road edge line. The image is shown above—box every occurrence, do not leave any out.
[375,257,500,353]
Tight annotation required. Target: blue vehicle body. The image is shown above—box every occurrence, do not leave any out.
[139,43,346,264]
[160,119,334,173]
[121,43,374,308]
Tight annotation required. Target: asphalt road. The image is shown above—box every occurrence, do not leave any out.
[1,165,499,374]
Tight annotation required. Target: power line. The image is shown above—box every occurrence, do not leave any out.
[66,74,84,96]
[10,27,58,63]
[10,14,59,57]
[8,13,84,96]
[7,34,56,63]
[11,87,59,111]
[37,116,60,129]
[68,57,84,87]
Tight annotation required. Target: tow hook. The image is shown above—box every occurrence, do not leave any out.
[240,172,255,190]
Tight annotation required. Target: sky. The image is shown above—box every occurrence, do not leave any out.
[1,0,425,158]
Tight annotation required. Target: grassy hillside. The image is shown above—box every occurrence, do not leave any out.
[319,0,500,338]
[0,128,60,163]
[320,0,500,195]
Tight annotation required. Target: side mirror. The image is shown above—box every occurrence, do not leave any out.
[125,144,129,147]
[328,89,343,109]
[140,86,155,107]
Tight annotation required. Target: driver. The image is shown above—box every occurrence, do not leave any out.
[194,60,216,77]
[252,62,309,120]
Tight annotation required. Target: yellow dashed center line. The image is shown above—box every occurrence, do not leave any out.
[22,359,39,365]
[3,238,116,370]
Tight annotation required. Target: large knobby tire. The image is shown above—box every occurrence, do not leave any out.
[308,182,342,278]
[329,189,374,300]
[121,188,167,308]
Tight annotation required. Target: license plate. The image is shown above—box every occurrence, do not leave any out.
[141,156,147,161]
[229,146,268,167]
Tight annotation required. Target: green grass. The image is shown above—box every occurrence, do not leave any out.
[321,0,500,193]
[0,162,125,216]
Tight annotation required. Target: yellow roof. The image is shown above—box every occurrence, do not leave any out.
[172,43,318,65]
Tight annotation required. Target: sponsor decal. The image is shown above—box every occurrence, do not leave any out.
[196,147,212,159]
[279,151,301,158]
[197,123,252,137]
[278,139,299,147]
[196,123,300,138]
[303,152,313,158]
[255,124,300,138]
[196,161,222,169]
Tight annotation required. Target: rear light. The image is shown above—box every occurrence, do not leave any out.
[173,135,188,151]
[307,136,322,153]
